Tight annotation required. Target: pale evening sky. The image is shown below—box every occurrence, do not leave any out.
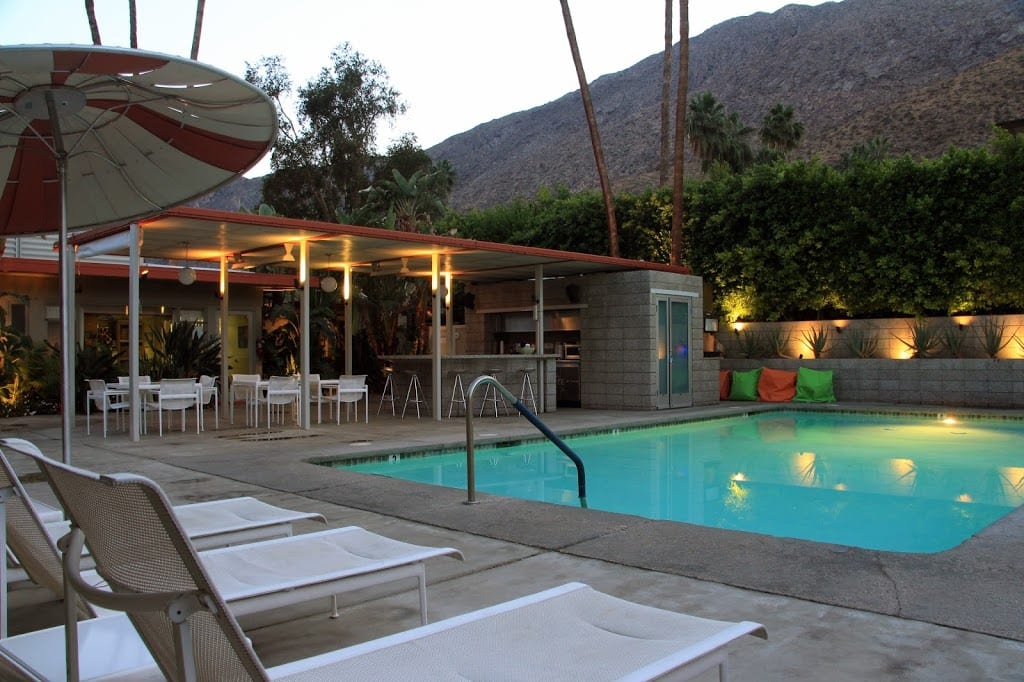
[1,1,835,176]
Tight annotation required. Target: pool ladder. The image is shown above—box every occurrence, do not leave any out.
[463,375,587,508]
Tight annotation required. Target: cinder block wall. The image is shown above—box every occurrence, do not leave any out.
[581,270,715,409]
[467,270,715,410]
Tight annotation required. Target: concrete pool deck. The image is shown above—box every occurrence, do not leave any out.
[2,401,1022,680]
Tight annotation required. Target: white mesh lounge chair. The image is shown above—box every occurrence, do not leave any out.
[1,437,327,551]
[18,452,765,682]
[1,443,462,638]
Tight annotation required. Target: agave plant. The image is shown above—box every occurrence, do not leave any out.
[801,325,830,359]
[762,328,791,358]
[977,318,1014,359]
[843,324,879,359]
[896,318,942,358]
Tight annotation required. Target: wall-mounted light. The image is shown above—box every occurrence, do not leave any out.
[431,254,439,292]
[732,322,745,334]
[443,272,452,307]
[177,241,196,286]
[704,317,719,333]
[834,326,843,335]
[342,265,351,302]
[281,242,295,262]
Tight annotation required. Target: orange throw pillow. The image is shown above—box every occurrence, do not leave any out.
[757,367,797,402]
[719,370,732,400]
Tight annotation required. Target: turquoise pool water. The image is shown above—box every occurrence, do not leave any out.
[337,411,1024,552]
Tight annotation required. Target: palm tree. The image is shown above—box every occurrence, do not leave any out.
[686,92,726,173]
[669,0,689,266]
[760,103,804,156]
[721,111,755,172]
[191,0,206,59]
[658,0,673,186]
[559,0,619,258]
[360,168,448,233]
[84,0,101,44]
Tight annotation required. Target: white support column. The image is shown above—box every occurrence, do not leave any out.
[431,253,442,421]
[445,272,455,355]
[219,255,229,413]
[299,241,311,429]
[534,265,545,412]
[344,265,353,375]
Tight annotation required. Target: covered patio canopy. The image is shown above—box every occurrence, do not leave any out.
[71,206,689,429]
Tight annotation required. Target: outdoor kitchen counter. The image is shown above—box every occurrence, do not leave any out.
[380,355,558,415]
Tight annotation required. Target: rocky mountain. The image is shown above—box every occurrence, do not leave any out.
[199,0,1024,214]
[428,0,1024,210]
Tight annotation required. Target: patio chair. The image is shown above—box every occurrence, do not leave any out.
[3,448,463,640]
[333,374,368,424]
[229,373,260,426]
[304,373,323,424]
[13,454,766,681]
[143,378,200,436]
[258,375,300,427]
[83,380,128,438]
[198,374,219,431]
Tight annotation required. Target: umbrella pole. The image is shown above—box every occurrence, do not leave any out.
[47,89,75,465]
[58,152,74,465]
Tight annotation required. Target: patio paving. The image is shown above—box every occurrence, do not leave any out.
[2,401,1022,680]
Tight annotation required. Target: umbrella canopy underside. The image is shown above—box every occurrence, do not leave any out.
[0,45,277,236]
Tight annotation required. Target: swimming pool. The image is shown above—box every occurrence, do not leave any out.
[336,411,1024,552]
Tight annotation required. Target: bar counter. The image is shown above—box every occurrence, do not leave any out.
[379,354,558,417]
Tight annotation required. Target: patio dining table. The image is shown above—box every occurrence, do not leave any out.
[109,381,203,435]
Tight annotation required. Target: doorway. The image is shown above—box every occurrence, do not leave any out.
[656,295,692,408]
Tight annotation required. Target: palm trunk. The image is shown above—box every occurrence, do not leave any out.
[670,0,689,267]
[128,0,137,48]
[659,0,673,186]
[85,0,102,44]
[559,0,619,258]
[191,0,206,60]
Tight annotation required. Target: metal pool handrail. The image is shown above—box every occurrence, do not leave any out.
[464,375,587,508]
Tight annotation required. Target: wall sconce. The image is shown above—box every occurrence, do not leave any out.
[732,322,745,334]
[177,241,196,286]
[704,317,719,333]
[834,326,843,335]
[281,243,295,262]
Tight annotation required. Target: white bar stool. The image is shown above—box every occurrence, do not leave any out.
[479,369,510,417]
[518,368,538,414]
[377,365,396,416]
[447,368,468,418]
[402,370,429,418]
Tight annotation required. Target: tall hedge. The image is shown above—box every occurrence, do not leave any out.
[438,130,1024,320]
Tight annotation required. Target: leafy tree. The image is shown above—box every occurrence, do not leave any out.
[838,136,893,170]
[246,44,405,221]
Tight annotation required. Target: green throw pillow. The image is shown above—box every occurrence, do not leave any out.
[729,368,762,401]
[794,367,836,403]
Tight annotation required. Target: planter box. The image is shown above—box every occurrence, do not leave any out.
[720,358,1024,408]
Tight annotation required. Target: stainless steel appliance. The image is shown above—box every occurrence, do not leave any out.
[557,342,581,406]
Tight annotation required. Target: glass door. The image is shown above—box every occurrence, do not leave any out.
[656,296,691,408]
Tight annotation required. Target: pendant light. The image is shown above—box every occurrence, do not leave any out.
[178,241,196,285]
[320,252,339,293]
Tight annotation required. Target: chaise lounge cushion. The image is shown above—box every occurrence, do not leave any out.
[794,366,836,403]
[719,370,732,400]
[728,368,761,401]
[757,367,797,402]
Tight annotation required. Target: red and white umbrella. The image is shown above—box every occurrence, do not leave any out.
[0,45,277,461]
